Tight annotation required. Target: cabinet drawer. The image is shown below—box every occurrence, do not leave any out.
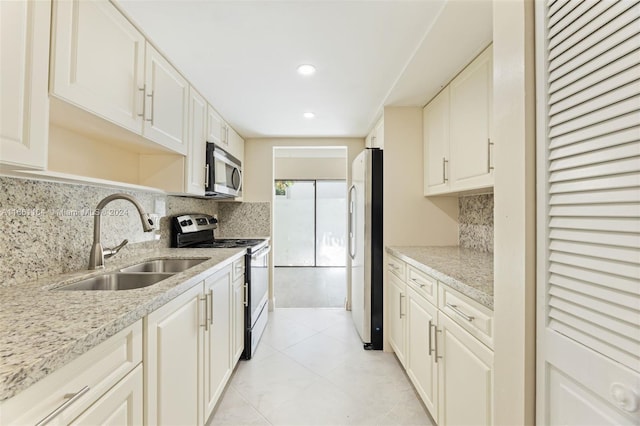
[387,254,406,281]
[439,285,493,349]
[406,266,437,306]
[1,320,142,425]
[232,257,245,282]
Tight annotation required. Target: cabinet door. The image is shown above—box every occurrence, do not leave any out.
[227,126,244,165]
[373,118,384,149]
[0,0,50,169]
[143,43,189,154]
[50,0,144,134]
[423,88,450,195]
[204,266,232,418]
[232,274,246,364]
[186,88,207,195]
[207,105,228,147]
[145,284,204,426]
[438,312,493,426]
[70,365,143,426]
[388,272,407,366]
[406,287,439,421]
[449,46,493,191]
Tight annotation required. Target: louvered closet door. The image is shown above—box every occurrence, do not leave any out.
[536,1,640,424]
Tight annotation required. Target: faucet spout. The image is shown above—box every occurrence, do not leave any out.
[89,193,155,270]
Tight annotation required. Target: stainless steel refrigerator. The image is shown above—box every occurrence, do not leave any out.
[349,148,383,350]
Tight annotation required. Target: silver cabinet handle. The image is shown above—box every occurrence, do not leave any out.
[36,386,90,426]
[447,303,475,322]
[204,164,210,187]
[244,283,248,307]
[434,327,443,363]
[399,293,405,318]
[200,295,209,331]
[410,277,425,288]
[137,85,146,118]
[428,320,434,356]
[442,157,448,183]
[146,92,154,123]
[388,263,399,270]
[209,289,214,325]
[487,139,494,172]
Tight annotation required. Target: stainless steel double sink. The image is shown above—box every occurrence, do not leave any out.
[56,258,207,291]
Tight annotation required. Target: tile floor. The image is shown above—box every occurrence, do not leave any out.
[209,308,434,426]
[274,268,347,308]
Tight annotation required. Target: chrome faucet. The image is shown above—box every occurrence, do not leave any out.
[88,193,155,269]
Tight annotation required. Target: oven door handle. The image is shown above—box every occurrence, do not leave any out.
[251,245,271,260]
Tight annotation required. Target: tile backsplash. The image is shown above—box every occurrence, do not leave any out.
[459,193,494,253]
[0,176,270,288]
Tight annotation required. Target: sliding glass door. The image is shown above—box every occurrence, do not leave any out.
[274,180,346,267]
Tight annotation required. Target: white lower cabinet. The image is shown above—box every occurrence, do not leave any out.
[406,285,439,421]
[387,254,494,425]
[232,258,246,363]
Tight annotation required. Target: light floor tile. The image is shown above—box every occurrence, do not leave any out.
[210,308,433,426]
[275,267,346,308]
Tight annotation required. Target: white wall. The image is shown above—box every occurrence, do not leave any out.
[492,1,536,424]
[274,157,346,180]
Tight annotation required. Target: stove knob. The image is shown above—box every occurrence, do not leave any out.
[180,220,188,227]
[186,219,194,226]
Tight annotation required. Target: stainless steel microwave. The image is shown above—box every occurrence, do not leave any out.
[205,143,242,198]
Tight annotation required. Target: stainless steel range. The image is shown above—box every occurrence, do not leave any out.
[171,214,270,360]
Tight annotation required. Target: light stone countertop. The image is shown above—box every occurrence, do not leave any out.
[0,247,246,402]
[386,246,494,310]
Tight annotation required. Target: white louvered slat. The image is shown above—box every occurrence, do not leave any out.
[550,142,640,171]
[549,269,639,309]
[549,251,639,280]
[549,157,640,181]
[550,126,640,160]
[549,203,640,218]
[550,112,640,148]
[548,0,582,29]
[550,239,639,263]
[549,61,640,113]
[549,295,640,340]
[548,0,569,19]
[548,1,610,49]
[550,227,640,248]
[550,187,640,205]
[549,1,638,66]
[549,172,640,193]
[550,216,640,233]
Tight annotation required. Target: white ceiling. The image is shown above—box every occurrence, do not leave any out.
[114,0,492,139]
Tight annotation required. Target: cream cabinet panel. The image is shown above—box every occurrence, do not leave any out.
[207,105,228,147]
[423,88,450,195]
[145,284,204,426]
[70,365,143,426]
[143,43,189,155]
[449,46,493,191]
[0,321,142,425]
[187,88,207,195]
[438,312,493,426]
[388,272,407,367]
[365,118,384,149]
[232,264,246,364]
[0,0,50,169]
[204,266,233,418]
[50,0,145,135]
[227,126,245,165]
[406,286,439,422]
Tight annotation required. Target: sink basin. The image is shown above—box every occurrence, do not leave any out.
[119,258,207,273]
[56,272,174,291]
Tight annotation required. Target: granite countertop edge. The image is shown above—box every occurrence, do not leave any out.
[0,247,247,402]
[386,246,494,310]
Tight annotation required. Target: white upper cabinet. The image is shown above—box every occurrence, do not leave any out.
[50,0,145,134]
[50,0,188,155]
[423,45,493,196]
[365,117,384,149]
[207,105,228,147]
[449,46,493,190]
[0,0,50,170]
[186,88,207,195]
[227,126,245,165]
[423,88,450,194]
[143,43,189,154]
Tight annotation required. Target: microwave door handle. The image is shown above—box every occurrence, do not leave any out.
[232,168,242,191]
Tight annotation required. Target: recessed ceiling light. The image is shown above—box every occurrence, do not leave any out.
[303,112,315,119]
[297,64,316,76]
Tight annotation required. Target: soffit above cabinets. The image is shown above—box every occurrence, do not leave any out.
[113,0,492,139]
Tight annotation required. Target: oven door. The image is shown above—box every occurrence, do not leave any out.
[205,143,242,198]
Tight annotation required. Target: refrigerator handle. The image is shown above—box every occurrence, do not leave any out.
[348,184,356,260]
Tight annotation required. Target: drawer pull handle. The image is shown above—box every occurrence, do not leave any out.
[388,263,399,270]
[36,385,90,426]
[447,303,474,322]
[410,278,425,288]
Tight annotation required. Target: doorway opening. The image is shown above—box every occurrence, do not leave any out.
[272,147,348,308]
